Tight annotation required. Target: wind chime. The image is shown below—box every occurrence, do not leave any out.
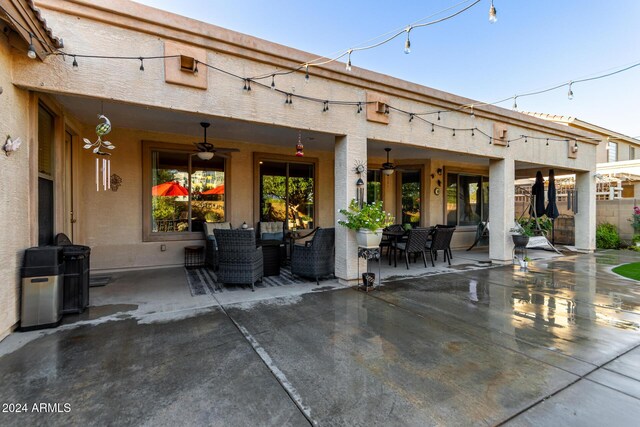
[83,114,115,191]
[295,130,304,157]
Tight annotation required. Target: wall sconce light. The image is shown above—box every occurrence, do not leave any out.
[3,135,22,156]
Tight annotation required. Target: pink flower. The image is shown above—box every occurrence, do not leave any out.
[635,206,640,215]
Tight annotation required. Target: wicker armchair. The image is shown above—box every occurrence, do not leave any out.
[291,227,335,285]
[425,226,456,266]
[214,229,263,291]
[393,228,431,269]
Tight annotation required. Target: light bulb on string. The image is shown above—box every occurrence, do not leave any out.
[437,111,441,121]
[271,75,276,90]
[72,55,78,70]
[193,60,199,76]
[567,81,574,100]
[346,50,352,72]
[470,105,475,119]
[404,27,412,54]
[27,33,36,59]
[431,123,435,133]
[512,95,518,110]
[304,64,310,84]
[489,1,497,23]
[139,57,144,72]
[546,138,549,146]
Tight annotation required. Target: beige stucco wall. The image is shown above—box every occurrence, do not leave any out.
[596,199,638,242]
[0,37,33,339]
[71,125,335,271]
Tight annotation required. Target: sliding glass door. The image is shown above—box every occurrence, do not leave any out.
[260,160,315,230]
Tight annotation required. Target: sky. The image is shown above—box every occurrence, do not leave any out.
[134,0,640,137]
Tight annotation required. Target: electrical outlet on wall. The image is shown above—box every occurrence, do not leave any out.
[160,244,166,252]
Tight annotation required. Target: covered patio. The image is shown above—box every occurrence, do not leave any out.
[0,0,600,339]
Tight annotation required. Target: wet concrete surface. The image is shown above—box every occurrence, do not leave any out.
[0,250,639,425]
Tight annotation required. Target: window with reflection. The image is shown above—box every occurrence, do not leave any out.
[151,150,225,233]
[260,160,314,230]
[400,170,421,227]
[367,169,382,204]
[447,173,489,226]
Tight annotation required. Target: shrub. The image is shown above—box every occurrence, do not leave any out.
[596,223,621,249]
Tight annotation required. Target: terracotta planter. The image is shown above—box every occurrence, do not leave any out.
[356,229,383,248]
[512,234,530,248]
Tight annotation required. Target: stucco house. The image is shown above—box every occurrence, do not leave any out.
[0,0,598,340]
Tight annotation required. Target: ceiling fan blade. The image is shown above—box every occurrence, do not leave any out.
[214,152,230,159]
[213,148,240,153]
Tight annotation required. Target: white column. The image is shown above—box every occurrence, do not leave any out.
[575,170,596,252]
[335,134,367,284]
[489,158,515,263]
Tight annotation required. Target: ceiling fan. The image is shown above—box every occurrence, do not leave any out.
[193,122,239,160]
[381,147,405,175]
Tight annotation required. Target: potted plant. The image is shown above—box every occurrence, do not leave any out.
[520,256,531,269]
[510,219,535,247]
[338,200,394,248]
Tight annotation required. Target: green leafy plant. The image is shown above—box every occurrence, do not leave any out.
[523,256,531,262]
[633,234,640,245]
[338,200,394,232]
[509,220,535,237]
[596,223,621,249]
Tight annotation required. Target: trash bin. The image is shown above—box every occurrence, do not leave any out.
[21,246,64,331]
[55,234,91,314]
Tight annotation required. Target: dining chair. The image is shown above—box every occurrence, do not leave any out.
[425,226,456,266]
[393,228,431,269]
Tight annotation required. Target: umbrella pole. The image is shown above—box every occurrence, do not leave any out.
[552,218,555,245]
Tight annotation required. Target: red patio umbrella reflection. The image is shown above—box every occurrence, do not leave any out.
[152,181,188,196]
[201,185,224,195]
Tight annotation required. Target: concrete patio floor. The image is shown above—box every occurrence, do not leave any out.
[1,250,639,426]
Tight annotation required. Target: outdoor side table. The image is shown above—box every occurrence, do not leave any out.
[257,240,282,277]
[357,246,381,292]
[184,246,205,269]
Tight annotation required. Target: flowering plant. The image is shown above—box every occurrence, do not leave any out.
[629,206,640,231]
[338,200,394,232]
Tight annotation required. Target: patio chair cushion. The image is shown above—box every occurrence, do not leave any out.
[203,221,232,237]
[262,231,284,241]
[259,222,284,241]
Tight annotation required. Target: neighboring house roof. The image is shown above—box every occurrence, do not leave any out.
[523,111,638,145]
[0,0,63,58]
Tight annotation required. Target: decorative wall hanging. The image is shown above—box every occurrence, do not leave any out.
[110,174,122,191]
[3,135,21,156]
[353,160,367,207]
[83,115,115,191]
[295,130,304,157]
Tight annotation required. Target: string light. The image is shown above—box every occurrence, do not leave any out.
[193,60,199,76]
[546,138,549,146]
[27,33,37,59]
[512,96,518,110]
[271,75,276,90]
[567,81,574,100]
[404,27,412,54]
[0,6,591,151]
[346,50,352,71]
[489,1,497,24]
[470,105,475,119]
[304,64,310,83]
